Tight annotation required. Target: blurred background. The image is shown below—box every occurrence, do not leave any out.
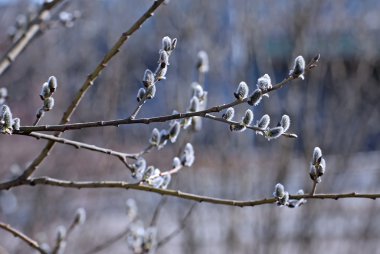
[0,0,380,253]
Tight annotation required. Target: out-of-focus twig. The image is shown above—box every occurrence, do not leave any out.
[150,197,168,227]
[0,0,64,77]
[82,227,130,254]
[156,203,197,249]
[0,222,47,254]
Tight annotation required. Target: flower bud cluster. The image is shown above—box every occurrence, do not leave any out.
[137,36,177,102]
[309,147,326,183]
[37,76,58,120]
[273,183,306,208]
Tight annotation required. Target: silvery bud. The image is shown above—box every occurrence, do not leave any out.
[188,96,200,112]
[171,38,177,50]
[247,89,262,106]
[1,105,13,133]
[158,50,170,67]
[162,36,172,51]
[48,76,58,93]
[222,107,234,121]
[157,129,169,150]
[172,157,181,168]
[234,81,249,101]
[40,82,51,100]
[312,147,322,165]
[273,183,285,198]
[257,114,270,129]
[143,166,155,181]
[242,109,254,126]
[155,65,167,81]
[169,121,181,143]
[265,126,284,140]
[289,55,305,80]
[230,124,246,132]
[12,118,20,131]
[43,97,54,111]
[132,157,147,180]
[196,50,209,73]
[142,69,155,88]
[0,87,8,104]
[146,85,156,99]
[256,74,272,92]
[149,128,160,146]
[180,143,195,167]
[191,82,204,99]
[74,208,86,225]
[136,88,146,102]
[280,114,290,132]
[149,175,165,188]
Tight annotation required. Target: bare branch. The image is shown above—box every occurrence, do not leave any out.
[0,222,47,254]
[17,56,319,134]
[0,0,64,77]
[0,176,375,207]
[17,131,138,160]
[0,0,167,190]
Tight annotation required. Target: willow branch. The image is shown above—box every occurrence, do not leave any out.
[0,176,374,207]
[0,222,47,254]
[17,131,138,160]
[0,0,166,190]
[17,56,319,134]
[0,0,64,77]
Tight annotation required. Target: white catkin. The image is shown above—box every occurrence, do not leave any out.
[280,114,290,132]
[48,76,58,92]
[149,128,160,146]
[256,74,272,91]
[312,147,322,164]
[234,81,249,101]
[257,114,270,129]
[222,107,235,121]
[289,55,305,79]
[142,69,155,88]
[242,109,254,126]
[273,183,285,198]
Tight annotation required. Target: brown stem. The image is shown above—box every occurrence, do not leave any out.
[0,222,47,254]
[0,0,64,77]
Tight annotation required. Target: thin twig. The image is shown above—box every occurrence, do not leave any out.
[160,165,183,176]
[2,176,376,207]
[150,197,168,227]
[157,203,197,249]
[33,114,43,126]
[17,131,138,159]
[0,0,166,190]
[0,222,47,254]
[311,181,318,195]
[82,227,130,254]
[0,0,64,77]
